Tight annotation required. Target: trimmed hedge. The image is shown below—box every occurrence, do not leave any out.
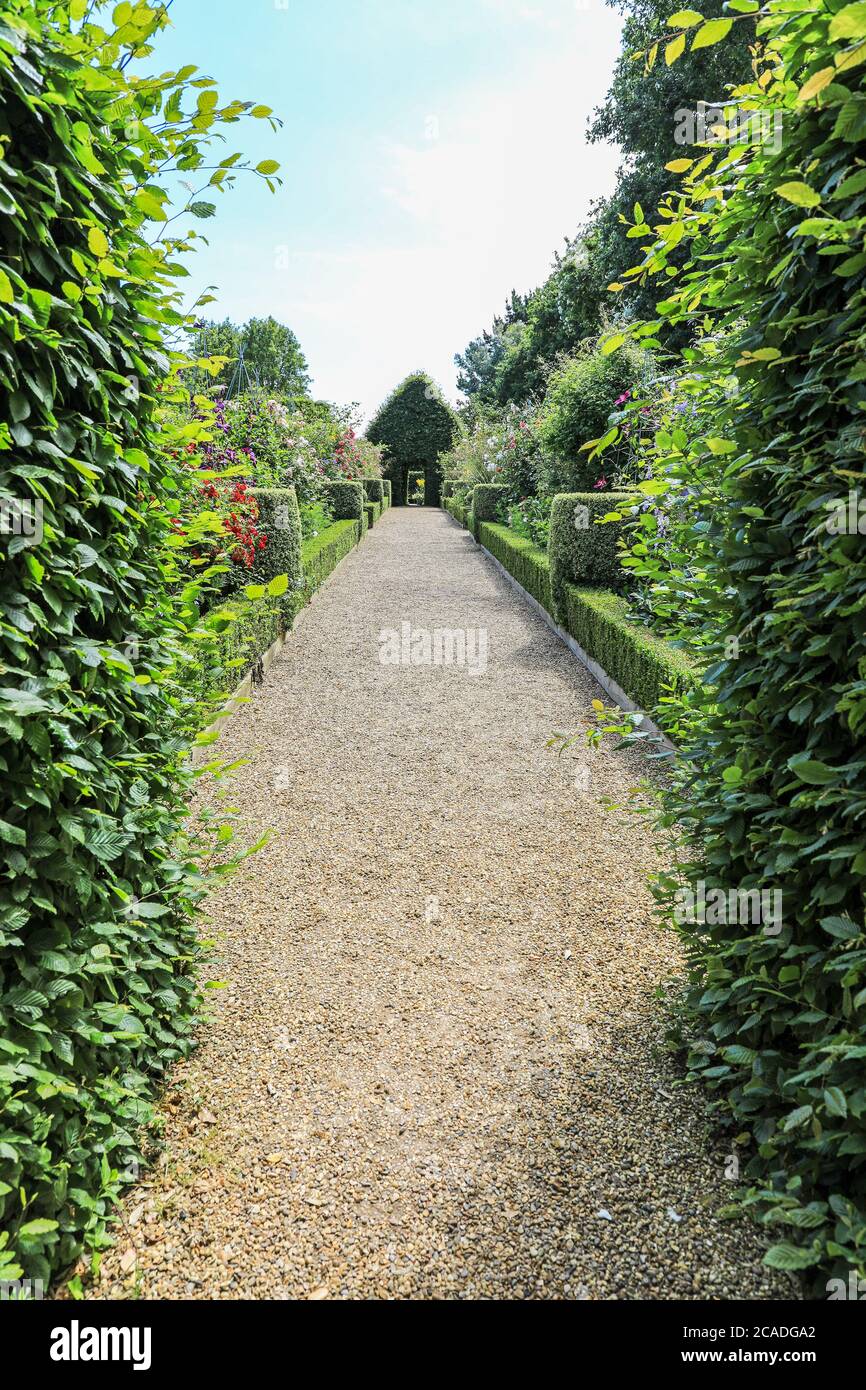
[322,479,365,521]
[470,483,508,522]
[250,486,302,588]
[549,491,634,621]
[192,590,301,707]
[364,500,381,530]
[382,479,392,508]
[562,586,698,713]
[478,522,553,614]
[444,497,467,527]
[363,478,385,507]
[301,518,359,595]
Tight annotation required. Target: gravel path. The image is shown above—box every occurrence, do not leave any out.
[87,507,792,1300]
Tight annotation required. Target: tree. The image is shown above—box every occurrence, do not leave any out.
[455,0,754,406]
[366,373,460,506]
[189,315,310,397]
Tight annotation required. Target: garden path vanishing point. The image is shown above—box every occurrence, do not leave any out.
[88,507,793,1301]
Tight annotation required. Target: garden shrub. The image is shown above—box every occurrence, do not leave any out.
[478,523,553,615]
[563,587,698,715]
[300,520,359,595]
[382,479,392,509]
[549,491,634,619]
[364,500,381,530]
[191,591,302,710]
[322,479,365,522]
[0,6,279,1285]
[445,497,467,527]
[537,341,650,492]
[250,487,302,588]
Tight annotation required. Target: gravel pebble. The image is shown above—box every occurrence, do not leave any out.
[81,508,795,1301]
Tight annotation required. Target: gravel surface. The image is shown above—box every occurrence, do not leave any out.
[84,507,794,1301]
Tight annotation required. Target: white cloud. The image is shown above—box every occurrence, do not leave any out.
[212,13,623,424]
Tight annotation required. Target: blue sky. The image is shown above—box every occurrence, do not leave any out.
[155,0,624,421]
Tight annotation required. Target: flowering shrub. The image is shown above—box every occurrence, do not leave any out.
[440,404,544,503]
[501,496,552,549]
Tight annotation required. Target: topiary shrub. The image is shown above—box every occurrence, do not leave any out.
[382,479,392,509]
[363,478,385,507]
[322,479,365,522]
[364,500,380,530]
[470,484,508,536]
[367,372,460,506]
[250,487,302,589]
[537,341,650,492]
[549,491,634,620]
[563,587,698,715]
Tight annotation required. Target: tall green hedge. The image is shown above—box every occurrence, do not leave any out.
[605,2,866,1283]
[549,491,633,621]
[0,12,262,1286]
[322,479,365,522]
[382,479,392,509]
[250,486,302,589]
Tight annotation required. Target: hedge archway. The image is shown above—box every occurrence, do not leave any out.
[366,372,459,507]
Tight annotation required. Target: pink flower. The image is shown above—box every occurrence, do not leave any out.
[593,476,608,489]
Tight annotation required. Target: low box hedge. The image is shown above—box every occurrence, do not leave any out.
[478,521,552,613]
[301,518,359,595]
[364,499,381,529]
[444,496,467,527]
[549,491,635,622]
[563,585,699,713]
[192,588,302,707]
[250,486,302,588]
[322,479,365,521]
[192,519,361,710]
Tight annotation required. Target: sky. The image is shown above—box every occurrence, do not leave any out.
[153,0,624,422]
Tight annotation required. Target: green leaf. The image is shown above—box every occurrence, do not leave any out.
[87,226,109,258]
[820,916,861,940]
[255,159,280,175]
[666,9,703,26]
[0,268,13,303]
[824,1087,848,1118]
[763,1243,819,1271]
[691,18,732,48]
[829,2,866,40]
[775,181,822,208]
[267,573,288,597]
[787,755,836,784]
